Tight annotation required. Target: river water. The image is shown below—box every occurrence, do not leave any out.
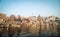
[0,32,60,37]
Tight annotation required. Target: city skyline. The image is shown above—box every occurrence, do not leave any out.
[0,0,60,17]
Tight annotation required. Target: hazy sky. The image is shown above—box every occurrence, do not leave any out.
[0,0,60,17]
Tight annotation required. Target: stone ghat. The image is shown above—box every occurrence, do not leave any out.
[0,13,60,37]
[0,21,60,37]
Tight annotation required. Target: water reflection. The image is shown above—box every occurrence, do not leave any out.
[0,27,60,37]
[1,32,59,37]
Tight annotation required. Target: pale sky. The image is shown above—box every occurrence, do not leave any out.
[0,0,60,17]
